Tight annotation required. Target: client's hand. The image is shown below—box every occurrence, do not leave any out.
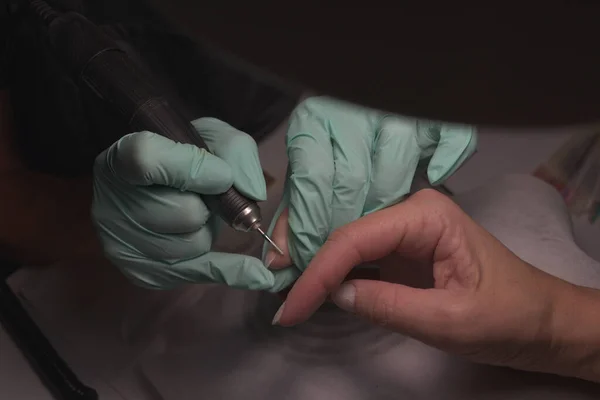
[275,189,600,382]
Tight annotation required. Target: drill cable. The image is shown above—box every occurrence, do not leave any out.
[29,0,59,25]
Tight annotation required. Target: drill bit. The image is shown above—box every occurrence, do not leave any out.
[256,227,284,256]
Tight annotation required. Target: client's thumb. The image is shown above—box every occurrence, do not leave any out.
[332,279,446,337]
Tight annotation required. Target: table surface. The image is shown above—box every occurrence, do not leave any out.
[2,126,599,400]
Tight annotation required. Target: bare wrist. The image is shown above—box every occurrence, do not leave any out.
[549,282,600,382]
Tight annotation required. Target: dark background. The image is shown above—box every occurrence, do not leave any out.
[147,2,600,127]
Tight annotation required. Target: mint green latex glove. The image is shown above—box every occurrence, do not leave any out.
[264,97,477,292]
[92,117,276,291]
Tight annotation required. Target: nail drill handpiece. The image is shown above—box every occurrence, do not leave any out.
[29,0,282,255]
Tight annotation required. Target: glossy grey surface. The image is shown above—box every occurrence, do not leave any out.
[2,128,600,399]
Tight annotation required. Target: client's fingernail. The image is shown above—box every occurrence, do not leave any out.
[332,284,356,312]
[272,302,285,325]
[264,251,277,269]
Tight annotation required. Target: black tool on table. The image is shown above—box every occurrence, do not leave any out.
[0,259,98,400]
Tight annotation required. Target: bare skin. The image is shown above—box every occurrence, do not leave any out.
[269,189,600,382]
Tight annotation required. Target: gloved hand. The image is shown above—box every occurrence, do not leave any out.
[264,96,477,292]
[92,117,276,291]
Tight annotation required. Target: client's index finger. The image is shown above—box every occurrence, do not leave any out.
[278,203,414,326]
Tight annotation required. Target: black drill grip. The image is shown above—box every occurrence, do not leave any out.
[124,92,256,223]
[45,10,257,226]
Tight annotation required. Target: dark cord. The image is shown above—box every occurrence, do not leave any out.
[29,0,58,25]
